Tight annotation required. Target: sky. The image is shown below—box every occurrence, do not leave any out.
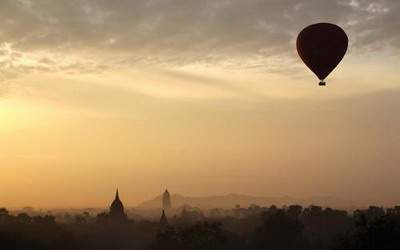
[0,0,399,208]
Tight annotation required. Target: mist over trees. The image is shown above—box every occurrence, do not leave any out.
[1,204,400,250]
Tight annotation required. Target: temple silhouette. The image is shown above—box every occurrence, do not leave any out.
[160,209,168,226]
[162,189,171,211]
[108,189,128,222]
[106,188,172,224]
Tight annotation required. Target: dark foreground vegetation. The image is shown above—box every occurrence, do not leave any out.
[1,205,400,250]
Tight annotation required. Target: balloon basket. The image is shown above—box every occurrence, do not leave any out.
[319,81,326,86]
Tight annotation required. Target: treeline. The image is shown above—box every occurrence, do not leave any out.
[1,206,400,250]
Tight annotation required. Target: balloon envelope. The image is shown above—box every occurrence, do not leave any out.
[296,23,348,84]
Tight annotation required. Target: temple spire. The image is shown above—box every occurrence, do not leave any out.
[115,188,119,200]
[160,209,168,226]
[109,188,127,222]
[162,188,171,210]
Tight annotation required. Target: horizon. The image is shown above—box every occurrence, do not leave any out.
[1,0,400,208]
[0,190,384,209]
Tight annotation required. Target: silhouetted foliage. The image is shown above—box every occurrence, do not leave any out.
[334,207,400,250]
[1,205,400,250]
[249,209,308,250]
[148,222,227,250]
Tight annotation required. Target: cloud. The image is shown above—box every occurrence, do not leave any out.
[0,0,398,80]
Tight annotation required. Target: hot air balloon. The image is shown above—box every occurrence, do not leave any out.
[296,23,348,86]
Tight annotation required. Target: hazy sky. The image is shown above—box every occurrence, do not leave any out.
[0,0,399,207]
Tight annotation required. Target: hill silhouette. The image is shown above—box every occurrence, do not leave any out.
[137,193,359,209]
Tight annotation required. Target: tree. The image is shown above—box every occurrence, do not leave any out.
[149,222,227,250]
[16,213,32,224]
[250,209,307,250]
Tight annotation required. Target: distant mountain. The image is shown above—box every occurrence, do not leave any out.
[137,193,359,209]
